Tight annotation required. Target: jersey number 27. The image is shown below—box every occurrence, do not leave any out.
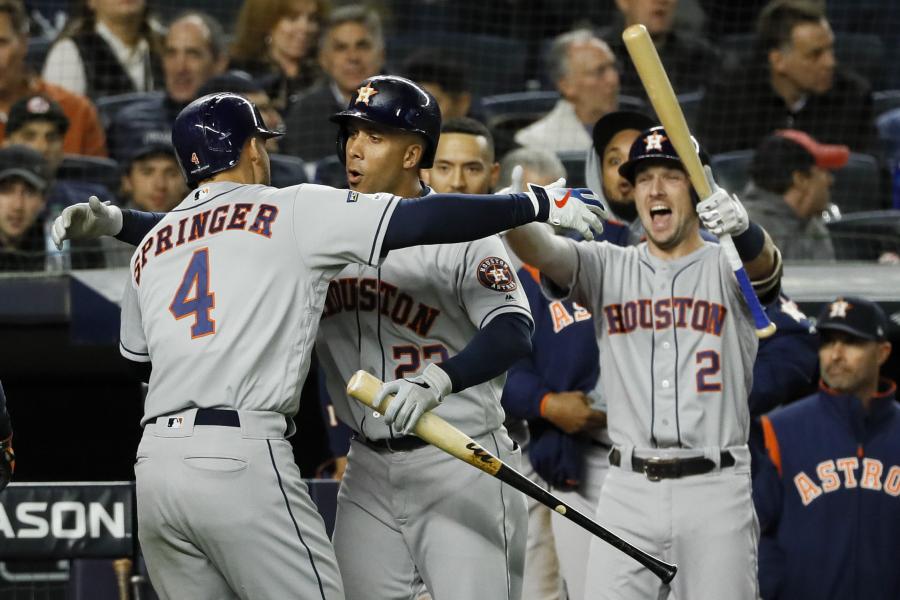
[170,248,216,338]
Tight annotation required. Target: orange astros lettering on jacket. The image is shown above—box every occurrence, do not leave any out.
[477,257,517,292]
[794,457,900,506]
[554,190,571,208]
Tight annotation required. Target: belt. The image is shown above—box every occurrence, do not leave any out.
[353,433,428,452]
[609,448,735,481]
[194,408,240,427]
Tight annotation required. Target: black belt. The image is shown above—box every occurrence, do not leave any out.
[353,433,428,452]
[194,409,240,427]
[609,448,735,481]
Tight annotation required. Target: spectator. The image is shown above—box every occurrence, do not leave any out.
[596,0,720,98]
[281,4,385,162]
[0,0,106,156]
[743,129,849,261]
[584,110,655,244]
[230,0,327,111]
[2,94,113,208]
[696,0,875,154]
[403,50,472,120]
[754,296,898,600]
[42,0,164,97]
[516,29,620,153]
[0,145,49,270]
[421,117,497,193]
[198,71,285,153]
[106,11,228,163]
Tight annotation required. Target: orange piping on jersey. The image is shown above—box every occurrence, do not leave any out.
[522,264,541,284]
[539,392,552,418]
[761,415,782,477]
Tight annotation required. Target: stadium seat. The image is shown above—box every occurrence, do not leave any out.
[557,150,587,188]
[825,210,900,260]
[314,155,348,189]
[710,149,753,194]
[833,33,885,90]
[269,154,308,188]
[831,153,884,213]
[57,155,121,193]
[386,33,528,97]
[875,107,900,158]
[678,90,704,130]
[95,91,165,130]
[873,90,900,118]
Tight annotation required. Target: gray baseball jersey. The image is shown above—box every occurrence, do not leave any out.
[118,181,401,600]
[120,182,398,425]
[545,239,758,450]
[315,190,532,600]
[317,236,532,440]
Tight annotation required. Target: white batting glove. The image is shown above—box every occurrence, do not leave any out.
[524,183,608,241]
[51,195,123,250]
[376,363,452,436]
[696,166,749,237]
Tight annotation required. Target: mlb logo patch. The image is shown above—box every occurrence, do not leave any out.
[167,417,184,429]
[346,191,359,203]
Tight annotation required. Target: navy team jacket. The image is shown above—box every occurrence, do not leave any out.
[753,379,900,600]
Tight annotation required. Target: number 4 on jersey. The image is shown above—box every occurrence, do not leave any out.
[170,248,216,338]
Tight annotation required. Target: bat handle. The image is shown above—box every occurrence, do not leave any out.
[113,558,133,600]
[720,234,776,338]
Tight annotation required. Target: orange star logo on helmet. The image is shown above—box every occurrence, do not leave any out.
[355,83,379,105]
[191,152,200,165]
[645,132,667,152]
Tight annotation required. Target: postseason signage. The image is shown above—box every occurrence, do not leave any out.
[0,482,134,559]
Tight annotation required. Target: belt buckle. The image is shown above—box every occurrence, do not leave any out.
[642,457,676,482]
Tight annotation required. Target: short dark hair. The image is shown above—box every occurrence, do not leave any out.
[757,0,826,53]
[0,0,28,35]
[441,117,495,160]
[403,50,469,95]
[750,134,815,194]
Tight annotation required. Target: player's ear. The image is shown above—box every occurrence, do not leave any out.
[403,142,423,170]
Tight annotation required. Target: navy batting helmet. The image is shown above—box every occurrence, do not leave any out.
[172,93,282,186]
[618,125,710,185]
[330,75,442,168]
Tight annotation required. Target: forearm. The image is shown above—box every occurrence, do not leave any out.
[440,313,533,392]
[501,361,552,421]
[117,210,166,246]
[383,192,545,252]
[504,223,578,289]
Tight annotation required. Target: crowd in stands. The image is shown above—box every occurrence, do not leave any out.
[1,1,898,598]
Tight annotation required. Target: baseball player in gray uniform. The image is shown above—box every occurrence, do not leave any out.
[506,127,783,600]
[318,77,528,600]
[50,92,606,600]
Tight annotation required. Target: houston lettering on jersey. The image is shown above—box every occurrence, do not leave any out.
[603,297,727,336]
[321,277,442,336]
[793,456,900,506]
[132,202,278,285]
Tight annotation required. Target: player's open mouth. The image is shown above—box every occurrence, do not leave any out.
[649,204,672,229]
[347,169,363,184]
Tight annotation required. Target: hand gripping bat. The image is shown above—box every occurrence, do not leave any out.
[346,370,677,583]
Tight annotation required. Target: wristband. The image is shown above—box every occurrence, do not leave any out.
[732,221,765,261]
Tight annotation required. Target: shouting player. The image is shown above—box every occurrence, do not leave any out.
[50,92,605,600]
[506,127,782,600]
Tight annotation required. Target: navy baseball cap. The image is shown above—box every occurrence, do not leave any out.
[115,128,177,168]
[0,145,51,192]
[816,296,888,342]
[618,125,709,184]
[591,111,655,156]
[6,95,69,136]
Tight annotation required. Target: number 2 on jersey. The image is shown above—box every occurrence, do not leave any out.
[170,248,216,338]
[695,350,722,392]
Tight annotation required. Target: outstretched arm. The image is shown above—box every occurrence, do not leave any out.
[504,224,579,293]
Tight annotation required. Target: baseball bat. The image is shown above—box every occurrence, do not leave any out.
[112,558,132,600]
[622,24,776,339]
[346,370,677,583]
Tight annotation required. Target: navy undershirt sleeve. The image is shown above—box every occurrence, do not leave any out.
[0,382,11,439]
[382,192,542,252]
[116,210,165,245]
[439,312,534,393]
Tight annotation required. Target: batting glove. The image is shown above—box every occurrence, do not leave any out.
[525,182,609,241]
[376,363,452,436]
[0,435,14,492]
[696,166,749,237]
[52,195,123,250]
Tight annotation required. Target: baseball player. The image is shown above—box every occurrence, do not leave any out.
[51,92,605,600]
[319,78,529,600]
[754,297,898,599]
[0,380,14,492]
[505,126,783,600]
